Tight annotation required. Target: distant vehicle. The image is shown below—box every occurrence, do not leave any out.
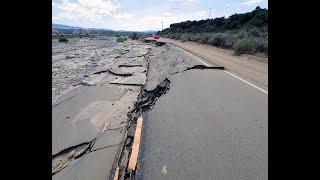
[145,34,160,42]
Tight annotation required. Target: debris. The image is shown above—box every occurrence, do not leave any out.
[118,64,143,67]
[109,68,133,76]
[155,41,166,46]
[161,165,167,174]
[80,74,107,86]
[110,74,146,86]
[128,116,143,171]
[93,67,109,74]
[184,64,224,71]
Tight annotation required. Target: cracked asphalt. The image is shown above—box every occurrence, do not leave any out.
[52,37,267,180]
[136,69,268,180]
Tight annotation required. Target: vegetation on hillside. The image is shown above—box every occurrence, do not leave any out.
[158,6,268,56]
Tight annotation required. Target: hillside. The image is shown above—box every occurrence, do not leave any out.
[158,6,268,56]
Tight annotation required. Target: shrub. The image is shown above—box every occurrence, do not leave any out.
[130,32,139,40]
[197,36,208,44]
[256,40,268,55]
[172,33,181,40]
[117,37,125,42]
[233,39,257,55]
[248,27,261,38]
[189,34,202,42]
[207,33,228,48]
[180,33,190,42]
[233,30,247,39]
[58,35,69,43]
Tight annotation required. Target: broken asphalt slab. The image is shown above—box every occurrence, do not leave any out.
[108,67,146,77]
[52,86,127,155]
[110,73,146,86]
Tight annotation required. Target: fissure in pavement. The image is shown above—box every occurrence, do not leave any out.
[113,63,225,180]
[114,78,171,180]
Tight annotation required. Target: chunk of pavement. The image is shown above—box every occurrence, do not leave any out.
[111,67,146,75]
[53,100,114,155]
[52,86,126,155]
[52,145,121,180]
[110,73,146,86]
[52,85,89,107]
[93,66,110,74]
[108,67,133,76]
[155,41,166,46]
[81,74,107,86]
[118,64,143,67]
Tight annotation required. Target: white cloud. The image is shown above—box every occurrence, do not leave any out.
[240,0,263,6]
[53,0,120,24]
[113,13,134,19]
[226,0,264,12]
[167,0,199,5]
[108,11,208,31]
[163,13,173,16]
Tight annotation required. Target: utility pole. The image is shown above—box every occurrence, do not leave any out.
[161,21,163,31]
[208,8,212,19]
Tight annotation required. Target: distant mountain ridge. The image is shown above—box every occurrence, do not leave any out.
[52,23,156,33]
[52,24,83,29]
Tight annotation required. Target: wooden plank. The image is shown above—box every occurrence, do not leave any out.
[113,166,119,180]
[128,116,143,171]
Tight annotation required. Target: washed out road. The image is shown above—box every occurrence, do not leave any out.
[51,37,267,180]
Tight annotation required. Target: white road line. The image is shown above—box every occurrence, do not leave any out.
[176,45,268,94]
[175,46,211,66]
[224,71,268,94]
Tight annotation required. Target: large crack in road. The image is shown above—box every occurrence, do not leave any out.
[112,45,225,179]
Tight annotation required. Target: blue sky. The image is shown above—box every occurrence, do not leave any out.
[52,0,268,31]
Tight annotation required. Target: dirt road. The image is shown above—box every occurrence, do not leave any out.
[161,38,268,91]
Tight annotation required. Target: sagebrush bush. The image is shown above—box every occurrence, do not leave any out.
[248,27,261,38]
[58,36,69,43]
[197,37,208,44]
[207,33,227,48]
[130,32,139,40]
[256,40,268,55]
[180,33,190,42]
[189,34,202,42]
[173,34,181,40]
[233,39,257,55]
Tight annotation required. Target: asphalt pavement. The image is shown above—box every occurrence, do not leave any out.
[136,69,268,180]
